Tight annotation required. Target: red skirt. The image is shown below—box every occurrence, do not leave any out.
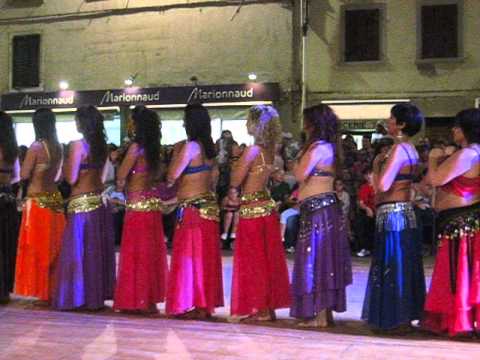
[231,213,291,316]
[424,229,480,336]
[114,210,168,311]
[166,208,223,315]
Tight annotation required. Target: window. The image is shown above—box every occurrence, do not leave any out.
[418,1,462,60]
[12,34,41,89]
[5,0,43,8]
[343,6,382,62]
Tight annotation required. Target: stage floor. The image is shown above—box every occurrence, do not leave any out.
[1,254,480,360]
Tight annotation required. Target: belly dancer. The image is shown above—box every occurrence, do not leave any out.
[165,104,223,319]
[423,108,480,336]
[291,104,352,327]
[362,103,426,331]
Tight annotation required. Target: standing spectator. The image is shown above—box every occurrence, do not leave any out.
[0,111,20,304]
[355,168,375,257]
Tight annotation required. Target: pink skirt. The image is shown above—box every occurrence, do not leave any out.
[166,207,223,315]
[114,210,168,311]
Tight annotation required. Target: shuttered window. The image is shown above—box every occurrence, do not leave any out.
[12,34,41,89]
[421,4,459,59]
[344,8,381,62]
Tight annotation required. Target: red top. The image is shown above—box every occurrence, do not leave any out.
[441,175,480,198]
[358,183,375,211]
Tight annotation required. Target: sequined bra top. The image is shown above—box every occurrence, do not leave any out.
[441,147,480,197]
[300,140,335,178]
[248,151,272,175]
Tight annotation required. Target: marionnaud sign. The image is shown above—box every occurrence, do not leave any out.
[1,83,280,110]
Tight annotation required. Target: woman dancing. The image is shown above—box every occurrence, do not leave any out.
[165,104,223,319]
[291,104,352,327]
[423,108,480,336]
[15,108,65,303]
[0,112,20,304]
[114,106,168,313]
[52,105,115,310]
[362,103,425,331]
[228,105,290,321]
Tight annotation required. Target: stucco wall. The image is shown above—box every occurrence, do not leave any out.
[305,0,480,116]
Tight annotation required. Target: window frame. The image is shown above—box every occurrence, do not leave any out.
[9,31,44,92]
[339,3,386,65]
[416,0,464,63]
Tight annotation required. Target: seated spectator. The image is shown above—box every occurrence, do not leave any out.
[284,159,297,190]
[355,168,375,257]
[280,189,300,253]
[270,169,291,209]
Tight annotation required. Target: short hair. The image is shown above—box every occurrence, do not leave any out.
[391,103,424,137]
[455,108,480,144]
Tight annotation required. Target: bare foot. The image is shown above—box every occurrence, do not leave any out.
[297,310,329,328]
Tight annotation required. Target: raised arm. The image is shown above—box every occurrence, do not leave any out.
[294,142,330,183]
[64,141,84,185]
[427,148,474,187]
[20,142,39,181]
[376,144,406,192]
[116,143,139,191]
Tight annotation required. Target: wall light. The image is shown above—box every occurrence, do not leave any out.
[248,73,257,81]
[124,73,138,87]
[59,80,69,90]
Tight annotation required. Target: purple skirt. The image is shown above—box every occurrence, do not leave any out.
[52,201,115,310]
[290,193,352,319]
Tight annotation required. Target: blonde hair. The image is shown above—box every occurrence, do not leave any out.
[248,105,282,149]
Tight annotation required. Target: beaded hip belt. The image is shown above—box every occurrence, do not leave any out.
[177,192,219,222]
[375,201,416,232]
[239,190,276,219]
[126,196,164,212]
[299,192,337,213]
[67,192,103,214]
[28,191,64,213]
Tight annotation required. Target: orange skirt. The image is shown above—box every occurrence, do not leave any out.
[14,198,65,301]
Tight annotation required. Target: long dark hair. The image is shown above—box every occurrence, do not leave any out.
[131,106,161,173]
[32,108,61,158]
[75,105,108,165]
[33,108,59,144]
[303,104,343,172]
[0,111,18,164]
[184,104,216,159]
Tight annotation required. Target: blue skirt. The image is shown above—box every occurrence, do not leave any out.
[361,202,426,329]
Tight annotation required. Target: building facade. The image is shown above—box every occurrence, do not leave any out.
[0,0,297,145]
[1,0,479,145]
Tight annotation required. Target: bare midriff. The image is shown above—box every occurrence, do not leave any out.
[375,180,412,205]
[70,167,104,197]
[27,145,61,195]
[435,188,480,212]
[298,176,334,201]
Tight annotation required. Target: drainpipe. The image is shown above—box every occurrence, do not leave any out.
[300,0,309,127]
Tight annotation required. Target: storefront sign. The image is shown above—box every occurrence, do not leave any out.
[1,83,280,110]
[340,119,378,131]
